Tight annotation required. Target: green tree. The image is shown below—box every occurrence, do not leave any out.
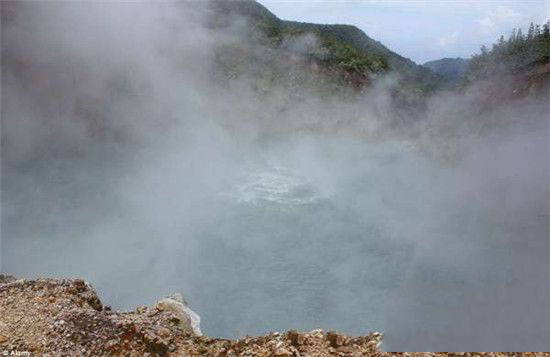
[466,21,550,80]
[480,45,489,55]
[534,24,541,37]
[543,21,550,38]
[516,28,524,41]
[527,22,535,40]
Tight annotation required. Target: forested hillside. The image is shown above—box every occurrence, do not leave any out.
[209,0,441,96]
[423,57,470,81]
[467,21,550,81]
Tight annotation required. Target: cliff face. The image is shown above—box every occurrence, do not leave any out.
[1,276,550,356]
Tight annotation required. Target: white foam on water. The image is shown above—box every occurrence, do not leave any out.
[231,163,323,206]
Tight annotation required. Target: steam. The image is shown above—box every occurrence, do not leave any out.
[1,1,549,351]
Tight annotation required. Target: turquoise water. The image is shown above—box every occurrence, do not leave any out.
[4,133,549,351]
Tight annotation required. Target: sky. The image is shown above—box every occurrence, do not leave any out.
[259,0,550,64]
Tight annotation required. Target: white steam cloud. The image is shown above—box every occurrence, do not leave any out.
[1,1,548,351]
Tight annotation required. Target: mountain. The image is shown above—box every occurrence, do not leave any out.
[209,0,441,95]
[423,57,470,80]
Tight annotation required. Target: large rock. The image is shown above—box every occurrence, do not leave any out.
[155,293,202,336]
[0,274,16,284]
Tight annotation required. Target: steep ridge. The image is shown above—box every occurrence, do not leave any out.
[209,0,442,94]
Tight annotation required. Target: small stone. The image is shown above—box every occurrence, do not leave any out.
[158,327,171,337]
[167,293,187,305]
[274,348,292,357]
[308,329,323,338]
[337,346,355,353]
[288,330,306,346]
[327,331,346,347]
[0,335,8,343]
[367,332,383,349]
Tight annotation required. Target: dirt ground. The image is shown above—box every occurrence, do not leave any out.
[0,275,548,356]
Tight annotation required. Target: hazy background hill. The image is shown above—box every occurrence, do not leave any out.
[210,1,549,104]
[423,57,470,81]
[210,0,442,97]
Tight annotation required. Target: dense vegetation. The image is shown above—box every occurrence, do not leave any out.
[232,2,390,75]
[211,0,441,94]
[208,0,550,109]
[467,21,550,80]
[423,57,470,81]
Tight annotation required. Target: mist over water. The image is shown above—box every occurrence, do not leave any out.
[2,1,549,351]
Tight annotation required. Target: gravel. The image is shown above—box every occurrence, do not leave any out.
[1,275,548,356]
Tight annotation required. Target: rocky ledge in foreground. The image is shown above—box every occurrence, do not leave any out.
[0,275,547,356]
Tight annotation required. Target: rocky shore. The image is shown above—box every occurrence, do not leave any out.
[0,275,547,356]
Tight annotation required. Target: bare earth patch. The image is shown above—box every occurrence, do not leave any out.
[0,275,547,356]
